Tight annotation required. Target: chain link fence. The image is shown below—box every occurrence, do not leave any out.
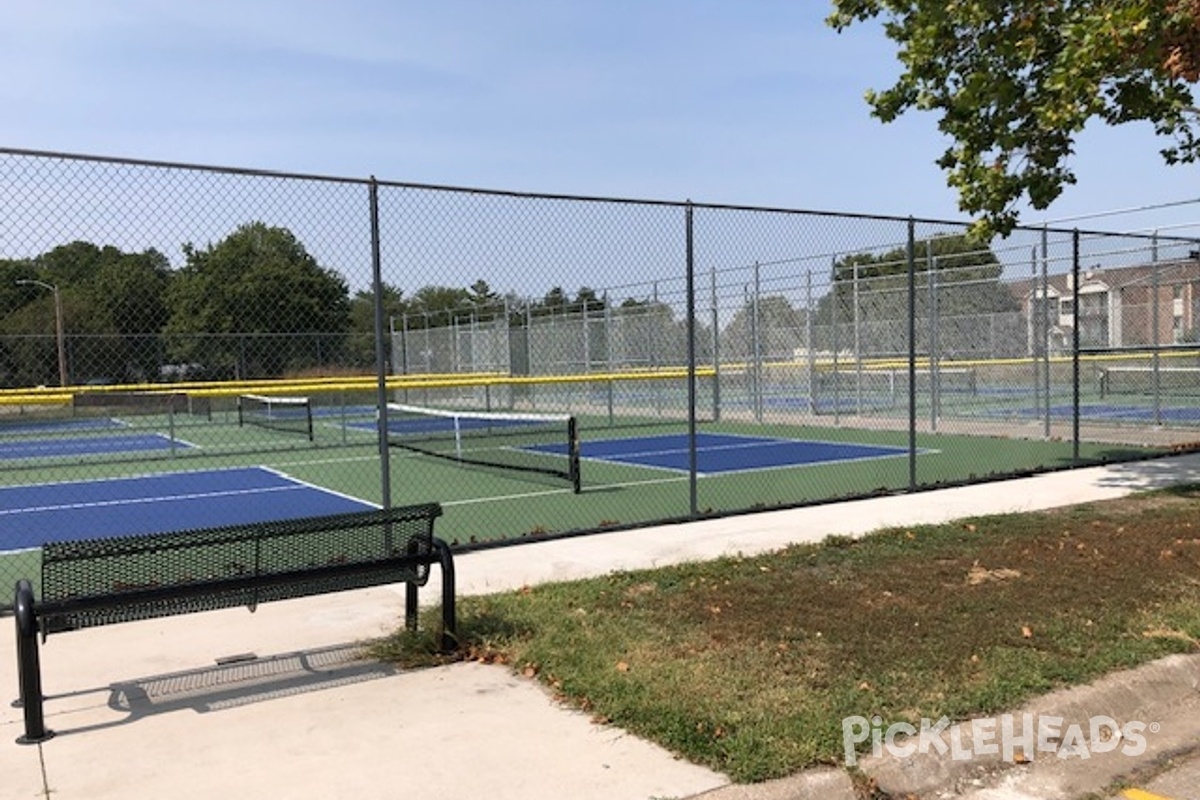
[2,147,1199,603]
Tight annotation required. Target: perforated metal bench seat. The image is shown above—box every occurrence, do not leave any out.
[13,504,455,744]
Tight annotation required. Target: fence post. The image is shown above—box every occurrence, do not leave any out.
[685,201,698,518]
[1152,231,1162,425]
[369,177,392,514]
[907,219,917,491]
[1072,229,1081,461]
[831,256,841,425]
[1041,227,1051,438]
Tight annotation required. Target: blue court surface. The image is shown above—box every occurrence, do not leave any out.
[0,417,126,436]
[0,432,193,461]
[0,467,375,552]
[1000,403,1200,423]
[540,432,915,476]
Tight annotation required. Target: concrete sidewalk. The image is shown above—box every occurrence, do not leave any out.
[4,453,1200,800]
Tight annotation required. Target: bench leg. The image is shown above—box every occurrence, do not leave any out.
[14,580,53,744]
[404,541,456,653]
[404,579,418,632]
[432,538,457,653]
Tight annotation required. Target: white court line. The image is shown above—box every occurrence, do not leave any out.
[0,484,305,517]
[257,465,379,508]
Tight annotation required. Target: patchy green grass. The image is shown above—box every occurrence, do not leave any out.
[369,485,1200,783]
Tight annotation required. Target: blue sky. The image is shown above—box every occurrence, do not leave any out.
[2,0,1198,237]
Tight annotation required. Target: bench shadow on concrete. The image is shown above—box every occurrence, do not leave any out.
[43,642,399,739]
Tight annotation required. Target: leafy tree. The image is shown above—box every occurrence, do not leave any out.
[80,247,172,382]
[530,286,607,318]
[533,286,570,317]
[35,240,116,286]
[828,1,1200,234]
[723,295,808,361]
[0,258,37,319]
[524,286,611,368]
[406,285,472,327]
[348,282,408,372]
[832,233,1005,284]
[0,259,42,386]
[466,280,502,321]
[815,234,1021,357]
[608,298,688,368]
[165,223,350,379]
[574,286,606,314]
[0,244,172,385]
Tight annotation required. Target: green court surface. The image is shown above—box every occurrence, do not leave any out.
[0,408,1162,553]
[0,376,1176,609]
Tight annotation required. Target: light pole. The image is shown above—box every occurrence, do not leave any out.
[16,279,68,387]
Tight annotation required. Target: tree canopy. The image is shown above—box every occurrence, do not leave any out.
[827,1,1200,235]
[0,243,171,384]
[166,222,351,379]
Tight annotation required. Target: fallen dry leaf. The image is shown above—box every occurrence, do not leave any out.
[967,565,1021,585]
[1143,627,1199,646]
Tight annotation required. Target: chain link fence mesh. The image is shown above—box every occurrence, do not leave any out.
[2,147,1199,604]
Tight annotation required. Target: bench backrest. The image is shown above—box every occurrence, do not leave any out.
[39,503,442,633]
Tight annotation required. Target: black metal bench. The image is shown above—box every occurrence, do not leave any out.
[13,503,455,744]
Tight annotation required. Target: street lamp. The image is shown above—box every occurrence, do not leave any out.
[16,279,68,387]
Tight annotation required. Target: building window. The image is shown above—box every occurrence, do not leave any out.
[1077,290,1109,347]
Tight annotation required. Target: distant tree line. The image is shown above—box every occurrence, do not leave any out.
[0,223,657,387]
[0,224,1024,387]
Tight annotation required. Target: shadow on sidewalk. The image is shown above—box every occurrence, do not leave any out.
[41,642,399,739]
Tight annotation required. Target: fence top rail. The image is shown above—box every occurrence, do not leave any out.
[4,146,1196,245]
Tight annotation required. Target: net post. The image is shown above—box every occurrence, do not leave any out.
[568,416,581,494]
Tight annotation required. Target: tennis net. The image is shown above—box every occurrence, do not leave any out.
[382,402,581,492]
[237,394,314,440]
[812,366,977,413]
[1098,366,1200,398]
[74,390,212,419]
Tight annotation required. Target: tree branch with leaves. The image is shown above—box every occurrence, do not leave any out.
[828,0,1200,235]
